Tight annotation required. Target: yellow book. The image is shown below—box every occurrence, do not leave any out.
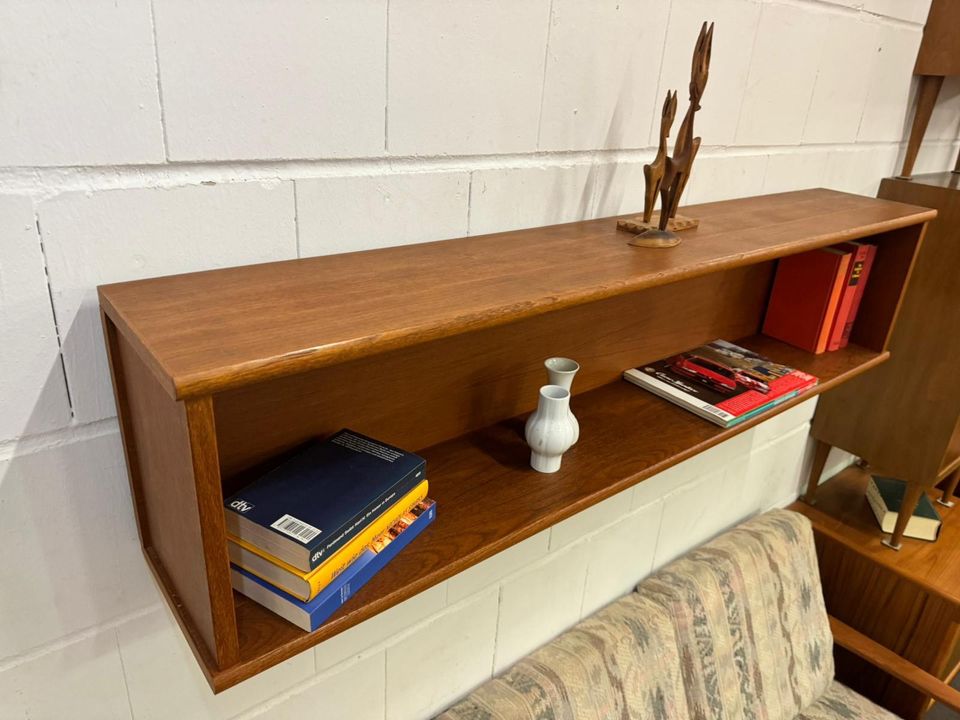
[228,479,428,601]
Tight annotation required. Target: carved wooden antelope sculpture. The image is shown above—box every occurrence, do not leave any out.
[628,21,713,248]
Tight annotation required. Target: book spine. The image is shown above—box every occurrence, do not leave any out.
[229,480,429,600]
[839,244,877,349]
[726,390,799,427]
[864,480,893,533]
[827,244,871,351]
[622,369,736,425]
[307,462,425,570]
[305,482,428,598]
[306,502,436,631]
[815,252,851,354]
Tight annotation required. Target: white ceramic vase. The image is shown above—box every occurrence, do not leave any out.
[545,357,580,445]
[525,385,576,473]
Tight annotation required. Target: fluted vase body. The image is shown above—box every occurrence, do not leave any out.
[525,385,576,473]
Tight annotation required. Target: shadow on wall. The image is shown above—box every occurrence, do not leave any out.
[547,40,635,227]
[0,319,156,666]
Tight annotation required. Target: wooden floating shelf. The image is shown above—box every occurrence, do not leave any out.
[98,189,934,691]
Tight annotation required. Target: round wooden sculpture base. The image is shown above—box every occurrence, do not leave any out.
[628,229,681,248]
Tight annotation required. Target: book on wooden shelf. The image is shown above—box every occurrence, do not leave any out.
[836,242,877,350]
[622,339,818,428]
[231,499,437,632]
[223,429,425,572]
[866,476,941,542]
[762,247,852,353]
[228,479,428,601]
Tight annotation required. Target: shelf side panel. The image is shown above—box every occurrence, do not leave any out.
[214,263,773,482]
[111,327,239,670]
[849,223,925,353]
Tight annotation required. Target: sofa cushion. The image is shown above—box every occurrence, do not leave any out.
[795,681,899,719]
[436,591,690,720]
[636,509,834,720]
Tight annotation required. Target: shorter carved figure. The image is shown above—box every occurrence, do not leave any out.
[643,91,678,224]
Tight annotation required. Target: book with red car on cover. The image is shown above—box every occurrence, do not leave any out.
[622,340,818,428]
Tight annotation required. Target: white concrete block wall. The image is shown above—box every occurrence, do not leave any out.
[0,0,950,717]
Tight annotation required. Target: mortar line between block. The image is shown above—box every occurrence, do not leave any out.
[384,0,391,154]
[148,0,171,162]
[33,213,75,418]
[535,0,556,150]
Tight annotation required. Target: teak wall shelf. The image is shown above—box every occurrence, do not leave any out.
[99,189,934,691]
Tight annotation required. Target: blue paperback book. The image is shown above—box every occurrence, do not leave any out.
[230,499,436,632]
[224,429,425,572]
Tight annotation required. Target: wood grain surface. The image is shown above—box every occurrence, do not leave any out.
[98,189,933,399]
[112,320,237,667]
[793,467,960,718]
[813,175,960,488]
[914,0,960,76]
[210,336,885,691]
[98,189,933,692]
[214,264,772,480]
[830,616,960,715]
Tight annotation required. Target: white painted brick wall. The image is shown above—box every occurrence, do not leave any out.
[153,0,388,161]
[0,196,71,440]
[0,0,164,167]
[0,0,950,717]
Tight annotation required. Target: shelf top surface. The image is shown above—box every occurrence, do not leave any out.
[98,188,933,398]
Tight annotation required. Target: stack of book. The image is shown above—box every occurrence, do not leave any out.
[623,339,818,428]
[763,241,877,354]
[224,429,435,631]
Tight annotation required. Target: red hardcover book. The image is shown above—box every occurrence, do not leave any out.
[762,247,852,354]
[827,242,873,351]
[838,243,877,349]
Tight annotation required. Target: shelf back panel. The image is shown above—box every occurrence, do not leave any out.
[213,262,773,482]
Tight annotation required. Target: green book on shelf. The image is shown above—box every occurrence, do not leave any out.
[865,475,942,542]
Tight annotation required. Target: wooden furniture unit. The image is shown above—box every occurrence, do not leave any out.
[793,467,960,719]
[99,189,933,691]
[805,173,960,549]
[899,0,960,179]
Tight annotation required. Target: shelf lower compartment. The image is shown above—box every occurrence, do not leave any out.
[211,336,887,690]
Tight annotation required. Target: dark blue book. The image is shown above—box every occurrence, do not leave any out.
[224,429,425,571]
[230,499,436,631]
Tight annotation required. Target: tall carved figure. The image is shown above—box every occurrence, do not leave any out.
[625,21,713,248]
[659,21,713,230]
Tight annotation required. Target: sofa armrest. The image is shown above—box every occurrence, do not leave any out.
[829,615,960,714]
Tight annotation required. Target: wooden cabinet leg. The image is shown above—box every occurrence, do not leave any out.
[899,75,944,179]
[883,481,925,551]
[804,439,832,504]
[939,468,960,508]
[954,144,960,174]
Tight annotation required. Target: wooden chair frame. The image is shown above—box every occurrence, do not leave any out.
[830,616,960,714]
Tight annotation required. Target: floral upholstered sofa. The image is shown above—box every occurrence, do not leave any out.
[438,509,960,720]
